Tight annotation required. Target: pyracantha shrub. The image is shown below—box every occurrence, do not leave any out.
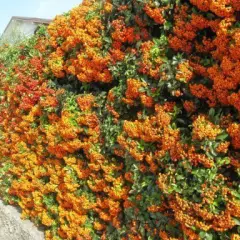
[0,0,240,239]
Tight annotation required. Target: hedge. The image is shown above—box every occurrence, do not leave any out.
[0,0,240,239]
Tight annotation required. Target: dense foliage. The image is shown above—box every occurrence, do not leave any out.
[0,0,240,239]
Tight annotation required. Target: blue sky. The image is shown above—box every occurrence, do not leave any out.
[0,0,82,34]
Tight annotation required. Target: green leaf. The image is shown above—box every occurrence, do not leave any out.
[216,132,229,140]
[209,108,215,118]
[199,231,213,240]
[233,217,240,226]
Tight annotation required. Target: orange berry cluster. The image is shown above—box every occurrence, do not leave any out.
[0,0,239,239]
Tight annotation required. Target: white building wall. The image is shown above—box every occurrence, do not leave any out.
[1,20,39,44]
